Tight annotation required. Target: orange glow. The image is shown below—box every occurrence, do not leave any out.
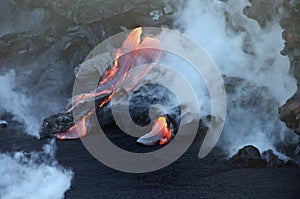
[114,49,121,68]
[59,27,166,144]
[120,27,142,52]
[67,27,162,111]
[99,94,113,107]
[55,112,92,140]
[136,117,172,146]
[156,117,171,145]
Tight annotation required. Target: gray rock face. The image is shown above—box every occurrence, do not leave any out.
[279,90,300,135]
[239,0,300,138]
[243,0,283,28]
[278,1,300,136]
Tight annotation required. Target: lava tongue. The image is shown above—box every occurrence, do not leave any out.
[137,117,172,146]
[54,112,91,140]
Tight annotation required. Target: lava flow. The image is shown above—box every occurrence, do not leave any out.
[137,117,172,146]
[55,27,173,145]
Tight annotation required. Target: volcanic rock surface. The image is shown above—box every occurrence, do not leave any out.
[279,90,300,135]
[40,112,74,138]
[2,1,300,198]
[40,75,278,141]
[262,149,298,168]
[279,1,300,135]
[229,145,267,168]
[229,145,298,168]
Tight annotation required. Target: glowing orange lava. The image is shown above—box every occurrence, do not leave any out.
[58,27,172,145]
[55,112,92,140]
[157,117,172,145]
[136,117,172,146]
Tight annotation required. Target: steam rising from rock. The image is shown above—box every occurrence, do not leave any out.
[169,0,298,155]
[0,71,41,136]
[0,141,73,199]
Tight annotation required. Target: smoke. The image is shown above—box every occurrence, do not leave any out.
[0,140,73,199]
[166,0,298,155]
[0,71,40,136]
[0,70,65,137]
[0,72,73,198]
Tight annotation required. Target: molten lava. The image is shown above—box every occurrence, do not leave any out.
[137,117,172,146]
[67,27,160,112]
[57,27,172,145]
[55,112,92,140]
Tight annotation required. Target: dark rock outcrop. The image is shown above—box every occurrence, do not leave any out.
[40,74,279,141]
[229,145,299,168]
[229,145,267,168]
[40,84,181,139]
[40,112,74,138]
[262,149,298,168]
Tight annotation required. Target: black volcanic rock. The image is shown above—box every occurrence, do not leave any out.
[275,141,300,162]
[40,112,74,139]
[261,149,298,168]
[40,83,181,139]
[40,76,277,140]
[229,145,267,168]
[229,145,299,168]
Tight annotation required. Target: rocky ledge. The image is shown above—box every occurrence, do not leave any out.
[279,90,300,135]
[279,2,300,135]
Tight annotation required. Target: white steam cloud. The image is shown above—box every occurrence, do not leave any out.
[0,70,41,136]
[0,68,65,138]
[0,71,73,198]
[0,141,73,199]
[176,0,296,104]
[166,0,298,155]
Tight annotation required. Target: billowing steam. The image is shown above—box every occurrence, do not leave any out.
[0,71,40,136]
[0,141,73,199]
[168,0,298,155]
